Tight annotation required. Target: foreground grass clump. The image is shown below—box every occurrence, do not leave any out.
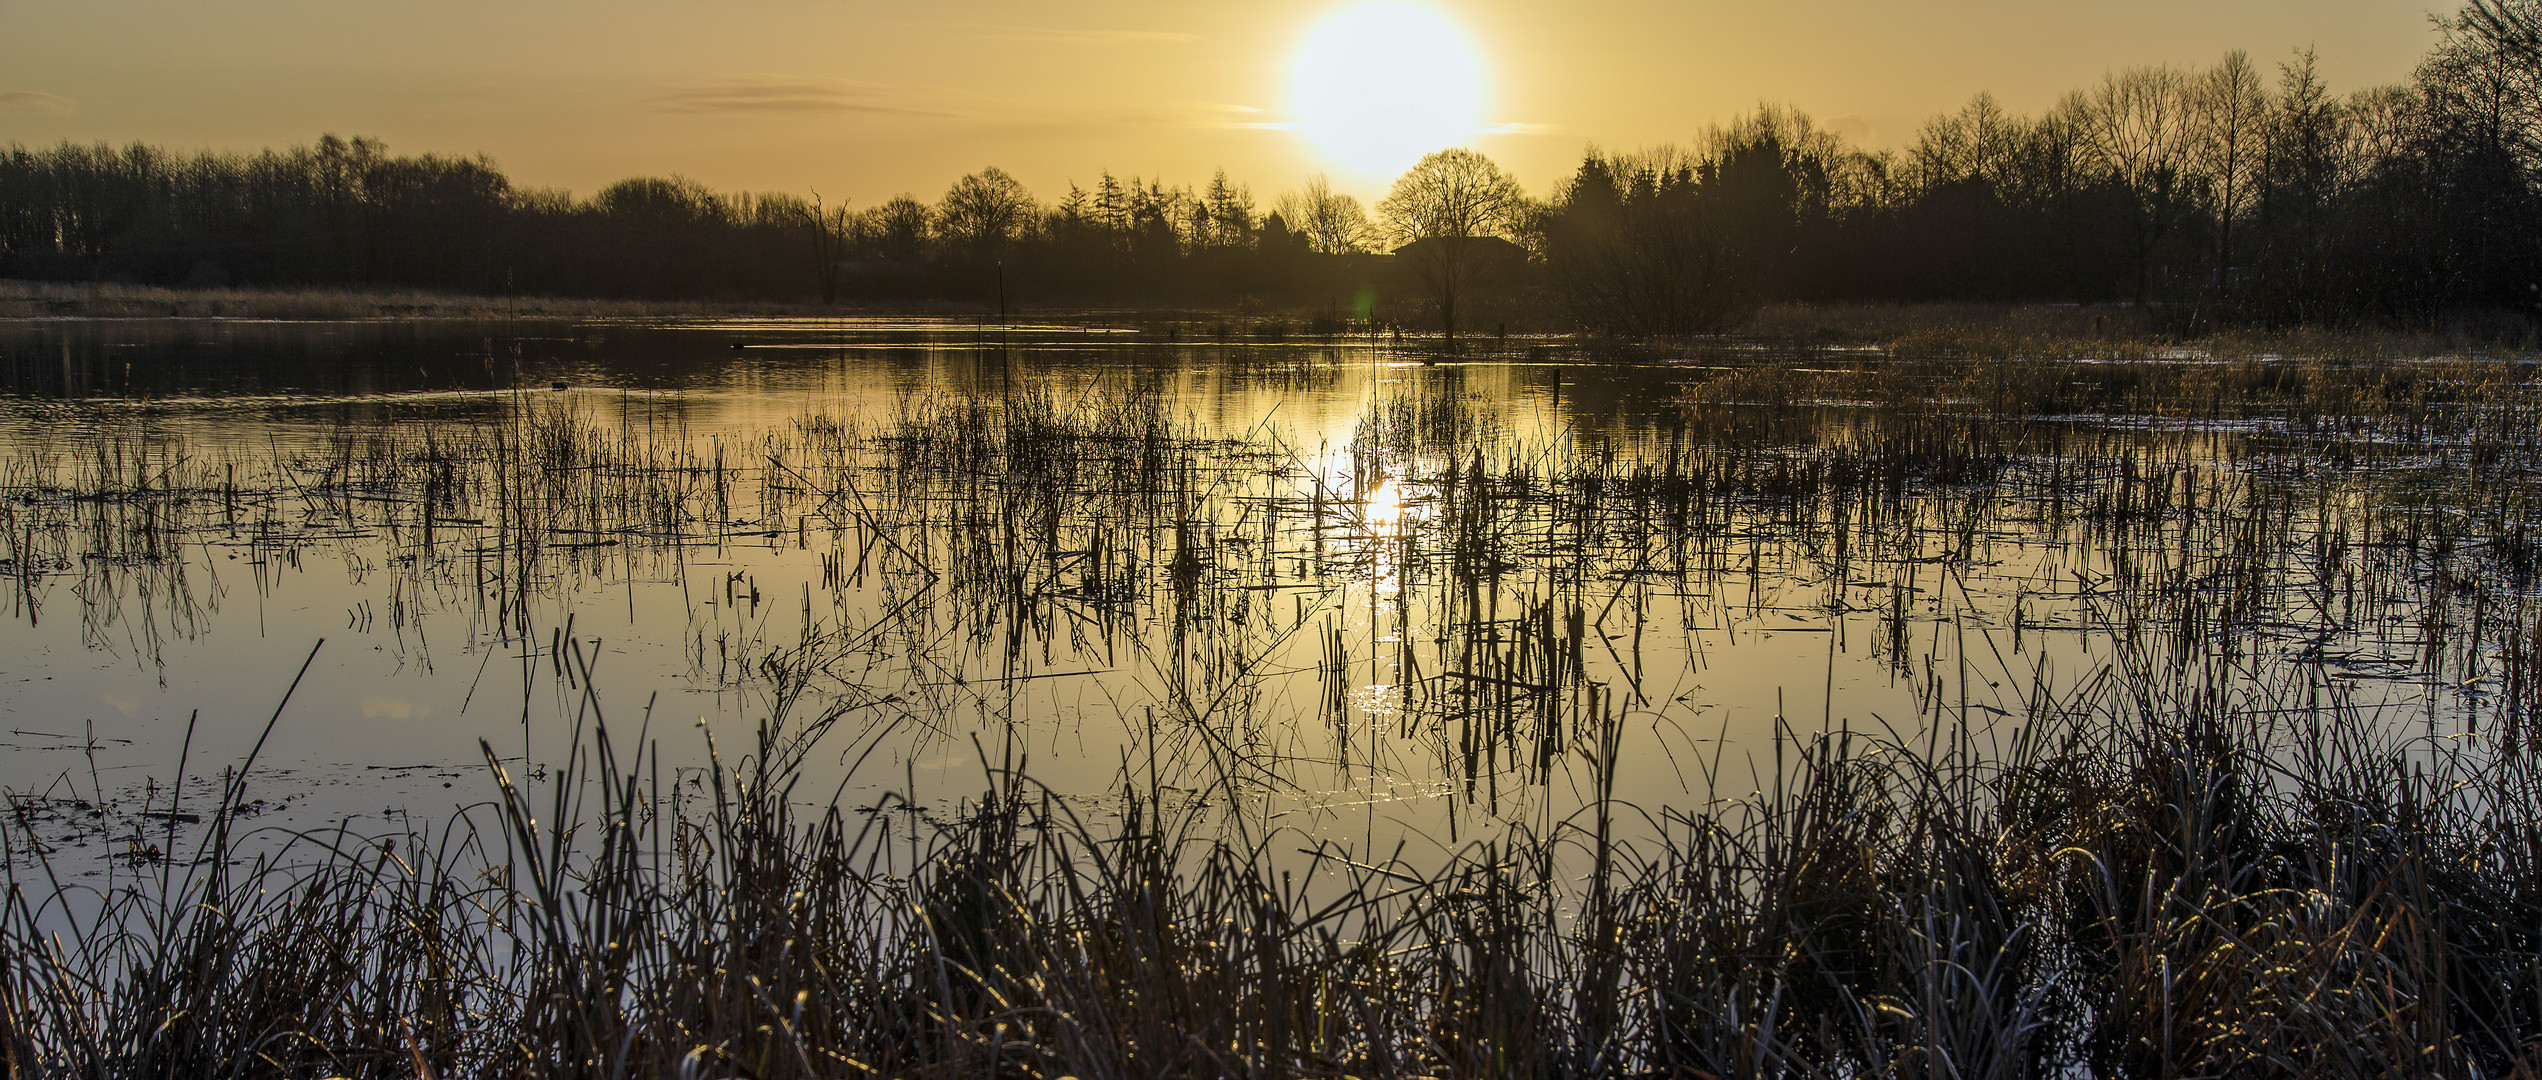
[1,647,2536,1080]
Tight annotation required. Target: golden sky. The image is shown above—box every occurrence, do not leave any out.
[0,0,2440,207]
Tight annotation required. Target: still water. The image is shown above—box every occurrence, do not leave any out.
[0,317,2487,869]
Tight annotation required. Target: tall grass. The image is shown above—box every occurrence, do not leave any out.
[3,638,2538,1078]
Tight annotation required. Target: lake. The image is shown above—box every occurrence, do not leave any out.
[0,316,2515,871]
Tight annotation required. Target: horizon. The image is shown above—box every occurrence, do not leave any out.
[2,0,2440,206]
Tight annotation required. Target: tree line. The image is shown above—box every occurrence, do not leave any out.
[1538,0,2542,332]
[4,0,2539,331]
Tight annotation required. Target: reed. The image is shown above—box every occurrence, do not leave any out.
[2,635,2537,1078]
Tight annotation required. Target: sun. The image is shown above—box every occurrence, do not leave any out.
[1290,3,1487,179]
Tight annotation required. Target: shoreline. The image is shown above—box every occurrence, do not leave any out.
[6,279,2538,363]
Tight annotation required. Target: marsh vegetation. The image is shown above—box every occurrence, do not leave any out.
[0,316,2536,1076]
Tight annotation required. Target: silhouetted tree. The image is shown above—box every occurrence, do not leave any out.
[2069,67,2201,301]
[2245,49,2345,320]
[2446,0,2542,159]
[1278,173,1375,254]
[864,196,931,264]
[1543,148,1753,333]
[1697,105,1866,299]
[2416,0,2542,312]
[2197,51,2268,279]
[801,191,850,303]
[1377,148,1525,343]
[1260,211,1306,256]
[1093,172,1129,234]
[936,167,1035,259]
[1199,169,1254,249]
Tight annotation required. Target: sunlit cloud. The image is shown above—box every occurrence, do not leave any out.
[647,76,956,117]
[0,90,74,114]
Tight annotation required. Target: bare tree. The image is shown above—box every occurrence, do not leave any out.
[865,195,931,263]
[2343,85,2419,179]
[801,190,850,303]
[2465,0,2542,58]
[2459,0,2542,116]
[2264,49,2347,199]
[2067,66,2199,299]
[592,175,728,224]
[936,167,1036,257]
[1914,92,2024,193]
[2427,0,2542,163]
[1376,148,1526,344]
[2197,52,2270,278]
[1277,173,1375,254]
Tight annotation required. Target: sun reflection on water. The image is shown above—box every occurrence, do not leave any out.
[1365,476,1405,531]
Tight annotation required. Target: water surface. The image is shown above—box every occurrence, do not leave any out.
[0,317,2501,869]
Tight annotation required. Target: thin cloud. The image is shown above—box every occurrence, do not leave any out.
[1232,119,1556,135]
[0,90,74,114]
[648,76,955,117]
[1063,101,1274,130]
[951,23,1198,46]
